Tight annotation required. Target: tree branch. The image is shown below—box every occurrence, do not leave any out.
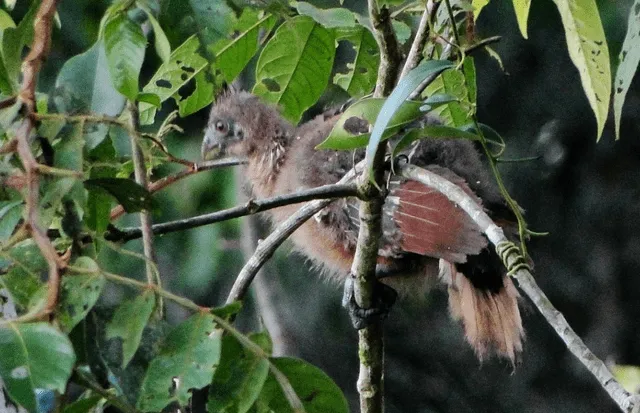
[398,163,640,413]
[225,168,361,304]
[12,0,61,318]
[399,2,437,79]
[106,183,357,242]
[110,158,246,220]
[369,0,401,97]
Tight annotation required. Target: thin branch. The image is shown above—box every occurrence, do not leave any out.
[234,169,290,356]
[126,101,162,317]
[398,163,640,413]
[109,158,246,220]
[463,35,502,55]
[106,183,357,242]
[225,168,361,304]
[13,0,61,318]
[399,3,436,79]
[369,0,401,97]
[73,368,140,413]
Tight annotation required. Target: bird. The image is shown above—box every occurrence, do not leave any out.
[201,90,524,363]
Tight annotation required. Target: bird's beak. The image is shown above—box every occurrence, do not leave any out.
[201,131,223,161]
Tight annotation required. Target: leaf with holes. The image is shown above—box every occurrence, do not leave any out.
[104,14,146,100]
[139,35,208,124]
[316,98,423,150]
[255,357,348,413]
[333,26,379,98]
[253,16,335,123]
[57,257,105,333]
[207,332,271,413]
[83,178,154,213]
[552,0,611,140]
[366,60,454,179]
[0,244,45,310]
[613,0,640,139]
[0,323,75,412]
[137,313,222,411]
[105,290,156,368]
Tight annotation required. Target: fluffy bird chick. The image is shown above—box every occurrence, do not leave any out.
[201,91,524,362]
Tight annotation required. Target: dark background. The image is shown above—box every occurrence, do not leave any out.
[32,0,640,411]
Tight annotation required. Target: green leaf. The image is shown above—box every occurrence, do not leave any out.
[552,0,611,140]
[213,11,276,84]
[210,301,243,319]
[294,2,356,28]
[424,68,471,126]
[463,57,477,107]
[0,10,15,95]
[185,0,235,45]
[317,98,423,150]
[392,125,481,158]
[83,178,153,213]
[137,313,222,411]
[137,92,161,107]
[1,0,39,93]
[139,4,171,62]
[104,14,147,100]
[54,41,126,149]
[0,244,45,309]
[57,257,105,333]
[253,16,335,123]
[0,200,22,242]
[177,69,215,117]
[207,332,271,413]
[366,60,454,178]
[613,0,640,139]
[392,19,411,45]
[0,323,75,413]
[139,35,208,124]
[255,357,348,413]
[472,0,490,18]
[333,26,379,98]
[105,290,156,368]
[512,0,531,39]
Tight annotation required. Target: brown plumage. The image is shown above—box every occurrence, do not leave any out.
[201,91,524,362]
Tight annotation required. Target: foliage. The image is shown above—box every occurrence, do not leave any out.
[0,0,637,412]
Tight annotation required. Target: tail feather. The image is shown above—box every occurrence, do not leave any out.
[441,261,523,363]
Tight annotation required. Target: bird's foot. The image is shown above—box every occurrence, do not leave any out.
[342,275,398,329]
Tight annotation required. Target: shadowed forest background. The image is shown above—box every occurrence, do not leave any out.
[25,0,639,411]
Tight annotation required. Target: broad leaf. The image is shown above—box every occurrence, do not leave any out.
[57,257,105,333]
[255,357,348,413]
[139,35,208,124]
[213,10,276,84]
[552,0,611,140]
[366,60,454,178]
[253,16,335,123]
[613,0,640,139]
[317,98,423,150]
[512,0,532,39]
[295,2,357,28]
[207,332,271,413]
[0,200,22,242]
[0,323,75,412]
[54,41,126,149]
[139,4,171,62]
[424,68,470,126]
[105,290,156,368]
[334,26,379,98]
[104,14,146,100]
[1,0,39,93]
[83,178,153,213]
[137,313,222,411]
[0,244,45,309]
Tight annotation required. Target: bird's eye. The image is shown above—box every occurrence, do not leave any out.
[215,121,227,133]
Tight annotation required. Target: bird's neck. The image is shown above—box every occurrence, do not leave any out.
[246,133,290,198]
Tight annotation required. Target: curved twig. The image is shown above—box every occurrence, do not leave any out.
[225,167,361,304]
[398,163,640,413]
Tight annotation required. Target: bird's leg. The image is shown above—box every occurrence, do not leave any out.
[342,273,398,329]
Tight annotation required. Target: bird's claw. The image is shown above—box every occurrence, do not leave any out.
[342,275,398,329]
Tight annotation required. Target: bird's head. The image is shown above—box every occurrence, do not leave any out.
[201,91,293,162]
